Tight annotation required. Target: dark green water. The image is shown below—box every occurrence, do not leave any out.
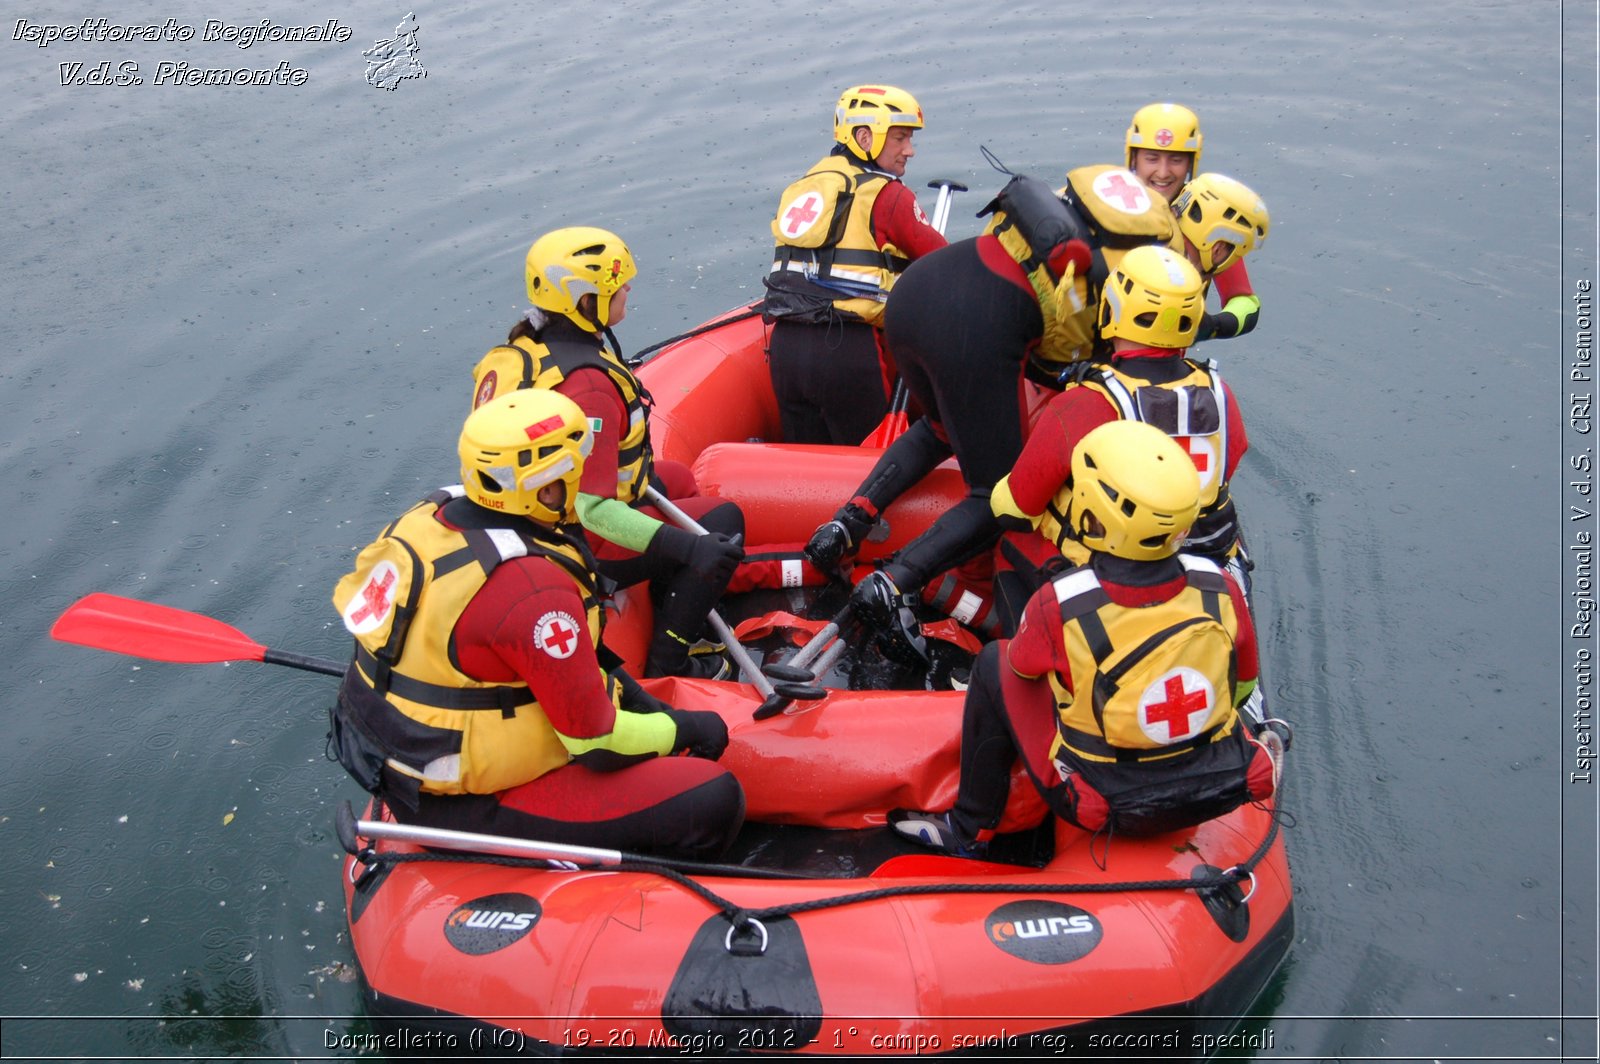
[2,1,1593,1060]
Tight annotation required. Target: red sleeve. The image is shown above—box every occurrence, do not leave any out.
[1212,257,1254,301]
[557,368,627,498]
[1224,572,1259,687]
[870,181,949,258]
[1222,380,1248,480]
[454,557,619,739]
[1005,585,1070,690]
[1009,387,1118,516]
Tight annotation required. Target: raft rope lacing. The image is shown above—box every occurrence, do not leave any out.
[625,303,764,368]
[347,802,1293,952]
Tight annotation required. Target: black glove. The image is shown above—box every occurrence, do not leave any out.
[664,707,730,760]
[804,502,875,573]
[652,525,745,583]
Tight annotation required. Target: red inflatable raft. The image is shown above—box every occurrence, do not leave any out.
[339,306,1293,1058]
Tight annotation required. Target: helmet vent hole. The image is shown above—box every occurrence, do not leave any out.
[1121,499,1137,517]
[517,448,532,465]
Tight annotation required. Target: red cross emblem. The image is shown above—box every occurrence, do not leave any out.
[1095,171,1149,212]
[781,192,824,237]
[534,611,582,659]
[345,564,398,632]
[1154,127,1175,148]
[1139,668,1213,742]
[1179,436,1220,487]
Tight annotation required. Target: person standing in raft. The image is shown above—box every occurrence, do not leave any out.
[473,227,746,680]
[889,420,1277,854]
[329,389,744,860]
[762,84,948,445]
[806,165,1269,657]
[801,158,1159,655]
[989,244,1255,632]
[1125,101,1267,342]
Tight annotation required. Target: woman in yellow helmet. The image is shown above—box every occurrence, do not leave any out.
[473,227,747,680]
[890,419,1275,851]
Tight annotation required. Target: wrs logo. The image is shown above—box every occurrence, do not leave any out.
[985,900,1103,965]
[443,893,541,955]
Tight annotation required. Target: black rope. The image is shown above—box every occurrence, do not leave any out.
[627,304,764,367]
[350,803,1287,932]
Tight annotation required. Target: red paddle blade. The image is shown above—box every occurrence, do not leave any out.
[50,593,269,666]
[861,410,909,449]
[870,853,1030,878]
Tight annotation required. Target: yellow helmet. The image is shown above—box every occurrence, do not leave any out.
[1098,244,1206,350]
[524,226,636,330]
[1125,102,1203,173]
[1069,420,1200,562]
[1172,172,1270,275]
[834,84,924,163]
[458,389,593,524]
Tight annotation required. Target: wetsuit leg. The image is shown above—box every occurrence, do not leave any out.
[403,758,747,860]
[948,642,1018,839]
[590,472,747,676]
[769,319,888,445]
[878,237,1042,598]
[853,415,952,513]
[883,494,1000,591]
[642,497,745,676]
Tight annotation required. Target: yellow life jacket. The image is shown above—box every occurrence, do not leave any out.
[1071,359,1239,558]
[765,153,910,325]
[330,488,619,798]
[471,329,654,504]
[1042,557,1240,766]
[982,165,1179,368]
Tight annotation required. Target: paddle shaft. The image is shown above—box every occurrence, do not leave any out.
[345,807,802,880]
[264,649,346,677]
[926,178,966,234]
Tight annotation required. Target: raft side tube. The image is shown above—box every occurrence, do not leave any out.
[692,441,967,552]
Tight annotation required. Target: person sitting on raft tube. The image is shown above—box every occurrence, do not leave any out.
[473,227,746,681]
[329,389,745,860]
[888,419,1277,854]
[989,243,1255,634]
[762,84,948,446]
[1126,101,1268,342]
[806,160,1266,660]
